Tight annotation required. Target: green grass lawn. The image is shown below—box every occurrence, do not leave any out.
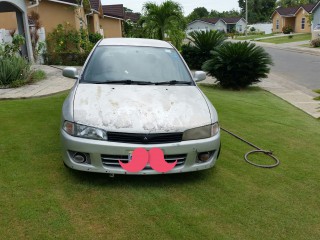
[1,87,320,239]
[235,33,275,41]
[314,89,320,100]
[257,33,311,44]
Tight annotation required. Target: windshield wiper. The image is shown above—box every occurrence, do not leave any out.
[82,80,155,85]
[155,80,192,85]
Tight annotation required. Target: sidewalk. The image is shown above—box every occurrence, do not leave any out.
[201,74,320,119]
[1,65,319,118]
[0,65,76,99]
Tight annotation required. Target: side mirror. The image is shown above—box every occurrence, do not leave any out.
[193,71,206,82]
[63,67,79,79]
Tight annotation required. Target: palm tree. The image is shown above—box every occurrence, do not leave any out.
[188,30,226,54]
[142,0,186,40]
[202,42,273,89]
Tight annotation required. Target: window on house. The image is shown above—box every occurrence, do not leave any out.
[239,25,242,32]
[276,19,279,30]
[301,18,305,30]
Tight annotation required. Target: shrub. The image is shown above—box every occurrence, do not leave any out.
[181,30,226,70]
[181,43,207,70]
[202,42,273,89]
[310,38,320,48]
[188,30,226,53]
[46,23,81,54]
[44,52,89,66]
[89,32,103,44]
[0,35,34,88]
[0,35,25,57]
[0,56,31,87]
[282,25,293,34]
[46,23,94,65]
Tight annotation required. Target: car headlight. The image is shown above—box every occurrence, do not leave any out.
[63,121,108,140]
[182,123,219,141]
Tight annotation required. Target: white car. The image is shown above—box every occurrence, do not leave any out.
[61,38,221,175]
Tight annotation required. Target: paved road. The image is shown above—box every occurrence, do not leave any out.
[263,46,320,90]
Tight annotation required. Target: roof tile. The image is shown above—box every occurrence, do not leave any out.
[102,4,124,19]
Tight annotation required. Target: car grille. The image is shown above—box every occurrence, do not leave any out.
[101,154,187,170]
[107,132,183,144]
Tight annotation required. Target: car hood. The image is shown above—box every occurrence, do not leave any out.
[73,84,212,133]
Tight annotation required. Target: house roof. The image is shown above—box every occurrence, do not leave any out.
[189,17,245,26]
[275,6,300,16]
[200,18,221,25]
[125,12,141,23]
[300,3,316,12]
[221,17,245,24]
[89,0,100,12]
[102,4,124,19]
[273,3,316,17]
[53,0,80,5]
[311,0,320,13]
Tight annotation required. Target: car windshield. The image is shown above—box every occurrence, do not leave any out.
[81,46,193,85]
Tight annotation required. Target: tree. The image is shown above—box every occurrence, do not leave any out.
[187,7,209,23]
[209,9,241,18]
[202,42,273,89]
[276,0,318,7]
[238,0,276,23]
[142,0,186,41]
[181,30,226,70]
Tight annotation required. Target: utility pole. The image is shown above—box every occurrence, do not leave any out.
[245,0,248,36]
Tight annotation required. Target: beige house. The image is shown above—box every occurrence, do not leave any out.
[271,3,316,33]
[0,0,86,34]
[100,4,124,38]
[0,0,123,38]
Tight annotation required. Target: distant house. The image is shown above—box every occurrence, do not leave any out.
[223,17,247,33]
[0,0,86,34]
[187,17,247,34]
[87,0,104,35]
[311,1,320,39]
[187,18,227,33]
[100,4,124,38]
[271,3,316,33]
[0,0,124,38]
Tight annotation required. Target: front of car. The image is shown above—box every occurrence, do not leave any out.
[61,38,220,175]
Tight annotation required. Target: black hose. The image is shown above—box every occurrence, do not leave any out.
[221,127,280,168]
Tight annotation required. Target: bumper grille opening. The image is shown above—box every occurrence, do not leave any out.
[107,132,183,144]
[101,154,187,170]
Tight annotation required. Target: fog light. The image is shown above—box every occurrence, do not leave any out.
[69,151,90,164]
[197,152,213,163]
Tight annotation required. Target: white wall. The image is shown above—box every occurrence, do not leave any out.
[247,23,273,34]
[0,29,13,44]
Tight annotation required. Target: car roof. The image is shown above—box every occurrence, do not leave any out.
[99,38,174,48]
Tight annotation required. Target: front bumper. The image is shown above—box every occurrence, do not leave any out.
[61,130,221,175]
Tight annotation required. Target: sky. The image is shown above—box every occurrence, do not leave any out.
[101,0,240,16]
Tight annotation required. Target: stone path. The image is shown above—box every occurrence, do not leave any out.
[0,65,76,99]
